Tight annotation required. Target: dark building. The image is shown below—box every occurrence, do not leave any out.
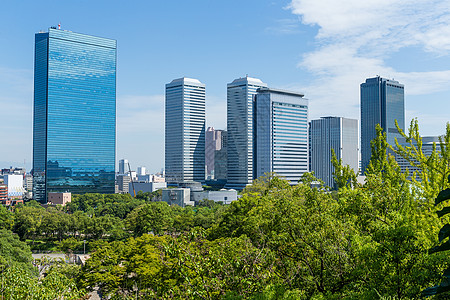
[360,76,404,173]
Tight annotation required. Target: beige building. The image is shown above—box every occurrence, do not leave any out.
[48,192,71,206]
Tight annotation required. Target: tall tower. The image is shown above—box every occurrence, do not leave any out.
[33,27,116,203]
[310,117,359,188]
[165,77,206,184]
[205,127,224,179]
[254,88,309,184]
[119,159,128,175]
[360,76,404,173]
[226,76,267,190]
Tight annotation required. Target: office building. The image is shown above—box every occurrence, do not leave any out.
[226,76,267,189]
[394,136,440,179]
[254,87,309,184]
[119,159,128,175]
[4,174,25,199]
[165,77,206,184]
[360,76,404,173]
[33,27,116,202]
[117,175,131,194]
[214,131,228,181]
[205,127,225,179]
[137,166,146,176]
[310,117,359,188]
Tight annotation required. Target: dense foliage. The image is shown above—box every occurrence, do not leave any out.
[3,121,450,299]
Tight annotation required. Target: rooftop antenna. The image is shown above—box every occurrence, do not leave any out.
[58,23,61,30]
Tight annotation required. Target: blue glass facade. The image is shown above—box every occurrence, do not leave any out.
[360,76,404,173]
[33,28,116,202]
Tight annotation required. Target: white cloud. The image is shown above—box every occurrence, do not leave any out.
[265,18,302,35]
[288,0,450,128]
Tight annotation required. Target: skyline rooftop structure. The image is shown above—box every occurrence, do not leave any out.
[165,77,206,184]
[310,116,359,188]
[33,27,116,202]
[360,76,405,174]
[225,76,267,190]
[254,87,309,184]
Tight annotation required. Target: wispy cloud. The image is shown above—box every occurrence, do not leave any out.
[287,0,450,126]
[265,18,302,35]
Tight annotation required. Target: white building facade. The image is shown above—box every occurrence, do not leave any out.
[226,76,267,190]
[165,78,206,184]
[254,88,309,184]
[310,117,359,188]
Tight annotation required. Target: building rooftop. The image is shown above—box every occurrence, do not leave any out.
[257,87,304,97]
[228,76,267,87]
[167,77,205,87]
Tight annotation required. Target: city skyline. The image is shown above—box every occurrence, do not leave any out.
[1,1,450,172]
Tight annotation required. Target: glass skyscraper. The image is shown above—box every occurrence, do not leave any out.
[165,77,206,184]
[310,117,359,188]
[360,76,404,173]
[33,28,116,202]
[226,76,267,190]
[254,88,309,184]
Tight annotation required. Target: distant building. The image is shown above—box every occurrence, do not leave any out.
[162,188,194,207]
[4,174,25,199]
[119,159,128,175]
[117,175,131,194]
[33,27,116,202]
[137,174,152,182]
[205,127,225,179]
[191,189,238,205]
[0,185,7,202]
[310,117,359,188]
[48,192,71,206]
[254,87,309,184]
[137,166,146,176]
[214,131,228,181]
[129,182,167,194]
[165,77,206,184]
[360,76,404,173]
[394,136,441,178]
[226,76,267,190]
[152,175,165,183]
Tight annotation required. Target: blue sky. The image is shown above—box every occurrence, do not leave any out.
[1,0,449,172]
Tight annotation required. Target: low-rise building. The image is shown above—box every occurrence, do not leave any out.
[162,188,194,207]
[117,175,131,194]
[129,182,167,194]
[48,192,72,206]
[191,189,237,204]
[4,174,25,200]
[0,185,7,202]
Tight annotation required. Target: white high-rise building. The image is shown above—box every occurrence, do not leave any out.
[226,76,267,190]
[119,159,128,175]
[254,88,309,184]
[165,77,206,184]
[310,117,359,188]
[137,166,146,176]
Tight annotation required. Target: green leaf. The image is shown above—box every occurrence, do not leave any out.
[429,239,450,254]
[435,188,450,206]
[437,207,450,218]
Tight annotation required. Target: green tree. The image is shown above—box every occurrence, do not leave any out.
[125,202,173,236]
